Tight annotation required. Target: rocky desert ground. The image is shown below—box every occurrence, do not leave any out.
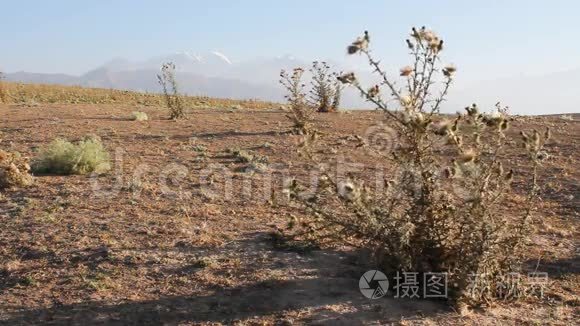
[0,100,578,325]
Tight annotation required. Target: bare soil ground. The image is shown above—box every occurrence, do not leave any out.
[0,104,578,325]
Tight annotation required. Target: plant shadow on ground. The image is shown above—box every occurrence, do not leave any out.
[0,232,450,325]
[191,130,290,140]
[525,256,580,279]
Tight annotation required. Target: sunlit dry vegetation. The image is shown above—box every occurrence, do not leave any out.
[285,27,558,307]
[0,25,577,326]
[0,81,276,109]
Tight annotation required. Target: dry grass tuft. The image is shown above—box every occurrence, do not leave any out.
[32,135,111,175]
[130,111,149,121]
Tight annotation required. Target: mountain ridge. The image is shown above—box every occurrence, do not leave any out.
[4,53,579,114]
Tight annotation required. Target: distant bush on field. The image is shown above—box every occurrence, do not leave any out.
[131,111,149,121]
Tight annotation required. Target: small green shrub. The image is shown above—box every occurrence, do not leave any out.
[0,150,33,188]
[131,111,149,121]
[32,136,111,175]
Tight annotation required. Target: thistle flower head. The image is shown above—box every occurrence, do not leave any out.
[429,39,440,52]
[368,85,380,98]
[338,181,358,201]
[442,64,457,77]
[465,104,478,116]
[337,72,356,84]
[400,66,414,77]
[400,95,413,107]
[410,27,421,40]
[347,31,369,55]
[421,29,437,42]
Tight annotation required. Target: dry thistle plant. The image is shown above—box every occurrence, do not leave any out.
[279,68,316,134]
[308,61,342,112]
[157,62,186,120]
[285,27,548,306]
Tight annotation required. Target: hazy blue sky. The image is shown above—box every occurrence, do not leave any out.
[1,0,578,82]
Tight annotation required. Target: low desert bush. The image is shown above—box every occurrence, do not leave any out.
[0,150,33,188]
[279,62,342,134]
[32,136,111,175]
[157,62,186,120]
[131,111,149,121]
[286,28,547,306]
[227,148,269,173]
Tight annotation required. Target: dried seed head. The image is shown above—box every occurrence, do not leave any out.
[400,95,413,107]
[466,104,478,116]
[460,149,477,163]
[347,45,360,55]
[442,64,456,77]
[505,169,514,183]
[429,39,443,52]
[410,27,421,40]
[421,29,437,42]
[482,112,504,129]
[451,118,459,132]
[400,66,414,77]
[413,112,425,124]
[537,151,549,160]
[347,31,370,55]
[500,119,509,131]
[443,167,454,178]
[338,181,358,201]
[532,130,541,149]
[406,39,414,50]
[544,127,551,141]
[368,85,380,98]
[337,72,356,84]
